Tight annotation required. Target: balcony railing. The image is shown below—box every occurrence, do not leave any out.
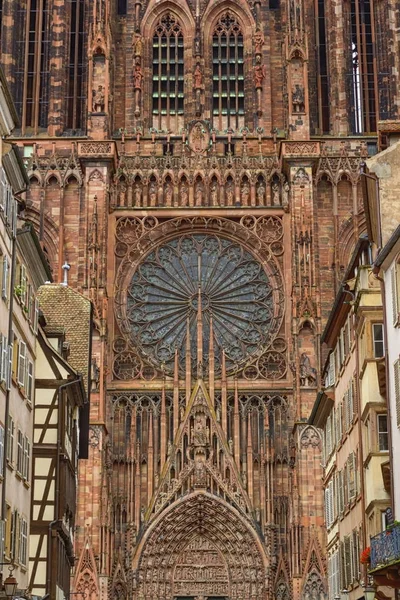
[370,524,400,570]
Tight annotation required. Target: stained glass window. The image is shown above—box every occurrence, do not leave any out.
[152,14,184,130]
[212,12,245,131]
[126,234,277,375]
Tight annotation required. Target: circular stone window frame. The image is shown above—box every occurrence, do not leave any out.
[114,216,285,376]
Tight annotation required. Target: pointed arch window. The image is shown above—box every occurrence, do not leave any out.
[212,12,245,130]
[152,14,184,130]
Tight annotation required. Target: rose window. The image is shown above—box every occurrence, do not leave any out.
[125,233,279,375]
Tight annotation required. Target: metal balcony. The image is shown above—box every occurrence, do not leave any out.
[370,524,400,569]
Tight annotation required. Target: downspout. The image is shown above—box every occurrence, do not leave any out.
[46,377,79,597]
[351,288,369,585]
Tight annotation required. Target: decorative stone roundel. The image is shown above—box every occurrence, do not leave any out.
[125,233,278,375]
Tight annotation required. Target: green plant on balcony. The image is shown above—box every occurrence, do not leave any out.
[386,520,400,532]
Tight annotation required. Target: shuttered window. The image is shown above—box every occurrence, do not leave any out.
[17,341,27,387]
[394,359,400,428]
[0,424,4,477]
[1,255,9,300]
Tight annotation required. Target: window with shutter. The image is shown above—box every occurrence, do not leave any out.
[377,414,389,451]
[6,415,14,464]
[24,436,30,481]
[348,453,356,500]
[19,517,28,566]
[340,542,346,590]
[0,519,4,562]
[348,381,354,424]
[26,360,34,402]
[34,298,40,333]
[7,343,12,390]
[333,550,340,597]
[344,535,352,587]
[17,340,26,387]
[394,359,400,428]
[17,430,24,475]
[372,323,384,358]
[1,255,9,300]
[0,333,7,382]
[19,264,27,305]
[392,265,399,325]
[0,424,4,477]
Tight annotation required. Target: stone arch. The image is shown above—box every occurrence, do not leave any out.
[202,0,255,43]
[141,0,195,39]
[133,491,268,600]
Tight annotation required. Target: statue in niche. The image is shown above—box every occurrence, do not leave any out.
[299,352,317,387]
[148,181,157,205]
[292,84,305,112]
[164,181,173,205]
[133,34,143,58]
[210,180,218,205]
[282,180,290,211]
[92,85,105,112]
[133,64,144,90]
[272,182,281,206]
[119,179,127,206]
[226,180,234,205]
[257,180,266,205]
[134,182,142,206]
[254,58,266,89]
[193,63,203,89]
[195,181,204,206]
[180,181,188,206]
[241,180,250,205]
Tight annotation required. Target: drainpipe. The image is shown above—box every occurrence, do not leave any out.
[46,377,79,597]
[351,287,369,586]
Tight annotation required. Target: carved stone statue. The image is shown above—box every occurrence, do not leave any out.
[134,182,142,206]
[254,62,266,89]
[257,180,266,205]
[133,35,143,57]
[299,352,317,386]
[282,181,290,210]
[226,181,234,205]
[292,84,305,112]
[164,181,173,205]
[149,181,157,205]
[272,182,280,206]
[134,65,144,90]
[93,85,105,112]
[180,181,188,206]
[193,63,203,89]
[210,180,218,205]
[254,29,265,54]
[241,181,250,205]
[195,182,204,206]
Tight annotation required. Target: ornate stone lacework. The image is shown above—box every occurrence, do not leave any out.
[123,232,281,375]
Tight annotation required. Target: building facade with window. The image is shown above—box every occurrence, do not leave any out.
[363,141,400,588]
[309,237,391,600]
[1,0,400,597]
[1,223,50,594]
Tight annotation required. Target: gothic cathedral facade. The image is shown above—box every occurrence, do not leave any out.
[0,0,398,596]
